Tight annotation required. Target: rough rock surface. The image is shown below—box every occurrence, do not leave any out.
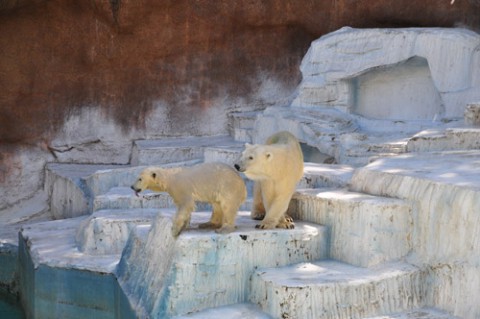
[1,0,480,222]
[292,27,480,120]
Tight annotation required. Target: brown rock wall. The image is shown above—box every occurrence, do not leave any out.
[0,0,479,145]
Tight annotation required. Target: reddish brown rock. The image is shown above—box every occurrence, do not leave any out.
[0,0,479,145]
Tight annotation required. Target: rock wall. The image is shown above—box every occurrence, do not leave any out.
[1,0,479,218]
[292,27,480,120]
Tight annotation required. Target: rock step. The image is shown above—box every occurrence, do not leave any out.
[336,133,409,166]
[76,209,158,255]
[203,144,244,165]
[349,150,480,269]
[93,186,253,212]
[131,135,243,165]
[363,307,460,318]
[117,211,329,317]
[407,128,480,152]
[45,160,204,219]
[172,303,272,319]
[250,260,427,319]
[45,162,130,219]
[19,208,329,318]
[92,163,353,212]
[300,162,354,189]
[228,111,259,143]
[288,188,412,267]
[17,212,152,319]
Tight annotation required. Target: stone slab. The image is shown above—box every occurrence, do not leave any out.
[300,162,354,188]
[76,209,158,255]
[131,135,239,165]
[117,211,329,317]
[289,188,412,267]
[407,128,480,152]
[464,102,480,126]
[250,260,426,319]
[172,303,272,319]
[364,307,460,319]
[293,27,480,118]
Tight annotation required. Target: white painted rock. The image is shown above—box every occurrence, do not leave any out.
[292,27,480,120]
[465,102,480,126]
[116,210,328,318]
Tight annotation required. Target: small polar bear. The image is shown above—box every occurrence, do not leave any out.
[235,131,304,229]
[131,162,247,237]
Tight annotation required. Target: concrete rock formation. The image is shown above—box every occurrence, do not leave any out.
[292,27,480,120]
[2,9,480,318]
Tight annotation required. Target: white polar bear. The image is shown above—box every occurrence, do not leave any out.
[131,162,247,237]
[234,131,304,229]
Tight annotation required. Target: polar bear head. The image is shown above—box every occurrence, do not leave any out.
[234,143,275,180]
[131,167,167,195]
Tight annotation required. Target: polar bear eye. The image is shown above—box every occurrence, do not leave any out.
[248,156,254,160]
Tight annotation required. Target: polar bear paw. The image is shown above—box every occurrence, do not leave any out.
[251,210,266,220]
[276,217,295,229]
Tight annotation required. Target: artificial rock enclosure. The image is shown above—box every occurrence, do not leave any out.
[2,1,480,318]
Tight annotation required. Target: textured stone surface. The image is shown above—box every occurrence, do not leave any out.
[289,188,413,267]
[250,260,426,319]
[407,128,480,152]
[172,303,272,319]
[292,27,480,120]
[1,0,478,146]
[2,0,480,226]
[76,209,157,255]
[130,135,238,165]
[350,151,480,319]
[364,307,460,318]
[465,102,480,125]
[117,211,328,318]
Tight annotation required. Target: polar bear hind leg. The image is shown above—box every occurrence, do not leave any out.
[215,201,239,234]
[199,202,223,229]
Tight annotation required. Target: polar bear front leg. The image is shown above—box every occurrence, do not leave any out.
[251,182,266,220]
[172,201,194,237]
[256,196,292,229]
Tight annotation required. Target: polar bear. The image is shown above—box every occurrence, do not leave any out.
[234,131,304,229]
[131,162,247,237]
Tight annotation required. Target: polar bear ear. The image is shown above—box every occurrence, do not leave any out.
[245,143,252,148]
[151,172,156,179]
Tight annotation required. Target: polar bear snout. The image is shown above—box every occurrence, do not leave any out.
[130,185,142,197]
[234,163,246,173]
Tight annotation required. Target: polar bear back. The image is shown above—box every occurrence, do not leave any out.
[168,162,246,205]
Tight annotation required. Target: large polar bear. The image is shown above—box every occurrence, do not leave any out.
[234,131,304,229]
[131,162,247,237]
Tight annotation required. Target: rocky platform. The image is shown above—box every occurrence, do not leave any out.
[4,27,480,319]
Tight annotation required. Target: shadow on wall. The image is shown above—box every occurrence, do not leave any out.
[351,56,444,121]
[301,143,335,164]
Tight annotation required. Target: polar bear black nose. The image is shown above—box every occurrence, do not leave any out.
[234,164,240,171]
